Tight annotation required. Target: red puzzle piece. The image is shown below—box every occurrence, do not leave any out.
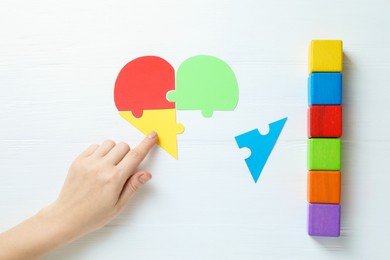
[308,105,342,138]
[114,56,175,118]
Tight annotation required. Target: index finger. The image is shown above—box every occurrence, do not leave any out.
[116,131,157,178]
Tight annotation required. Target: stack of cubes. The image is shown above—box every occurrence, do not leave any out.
[307,40,343,237]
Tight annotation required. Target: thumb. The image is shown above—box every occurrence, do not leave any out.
[116,171,152,210]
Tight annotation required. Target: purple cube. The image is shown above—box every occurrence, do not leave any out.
[308,203,340,237]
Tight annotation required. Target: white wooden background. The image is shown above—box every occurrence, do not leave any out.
[1,0,390,259]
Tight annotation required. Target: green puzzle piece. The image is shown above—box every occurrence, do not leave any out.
[167,55,239,118]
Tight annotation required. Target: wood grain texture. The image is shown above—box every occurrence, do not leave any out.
[309,40,343,73]
[308,171,341,204]
[308,105,342,137]
[308,138,341,170]
[1,0,390,259]
[308,72,342,105]
[308,203,341,237]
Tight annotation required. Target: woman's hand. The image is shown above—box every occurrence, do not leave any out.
[0,132,157,260]
[49,131,157,239]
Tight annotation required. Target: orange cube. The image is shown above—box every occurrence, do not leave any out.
[307,171,341,204]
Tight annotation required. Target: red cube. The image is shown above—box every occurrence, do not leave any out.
[308,105,342,138]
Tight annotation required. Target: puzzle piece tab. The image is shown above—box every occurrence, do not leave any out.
[235,118,287,183]
[119,109,184,159]
[114,56,175,118]
[167,55,239,118]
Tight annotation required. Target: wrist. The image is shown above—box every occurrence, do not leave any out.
[0,204,76,260]
[35,203,78,249]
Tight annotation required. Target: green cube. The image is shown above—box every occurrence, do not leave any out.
[308,138,341,170]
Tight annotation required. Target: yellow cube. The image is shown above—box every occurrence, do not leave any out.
[309,40,343,73]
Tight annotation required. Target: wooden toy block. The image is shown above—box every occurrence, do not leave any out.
[308,138,341,170]
[307,171,341,204]
[308,105,342,138]
[309,40,343,73]
[308,203,340,237]
[308,72,342,105]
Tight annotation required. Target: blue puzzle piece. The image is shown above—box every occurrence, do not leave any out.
[235,117,287,183]
[308,72,342,105]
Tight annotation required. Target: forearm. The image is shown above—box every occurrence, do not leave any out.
[0,206,73,260]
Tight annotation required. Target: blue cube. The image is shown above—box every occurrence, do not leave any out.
[308,73,342,105]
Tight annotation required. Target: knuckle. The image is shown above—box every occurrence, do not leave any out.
[118,142,130,151]
[89,144,99,149]
[129,148,143,160]
[70,159,80,168]
[71,159,86,172]
[129,182,139,192]
[103,139,116,146]
[143,137,154,147]
[70,159,96,177]
[113,167,127,177]
[100,174,114,185]
[71,157,111,176]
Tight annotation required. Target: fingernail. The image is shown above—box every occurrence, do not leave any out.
[139,174,151,184]
[148,131,157,139]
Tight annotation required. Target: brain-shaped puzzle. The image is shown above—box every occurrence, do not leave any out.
[114,55,239,159]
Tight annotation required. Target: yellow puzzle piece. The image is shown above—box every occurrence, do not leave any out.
[119,109,185,159]
[309,40,343,73]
